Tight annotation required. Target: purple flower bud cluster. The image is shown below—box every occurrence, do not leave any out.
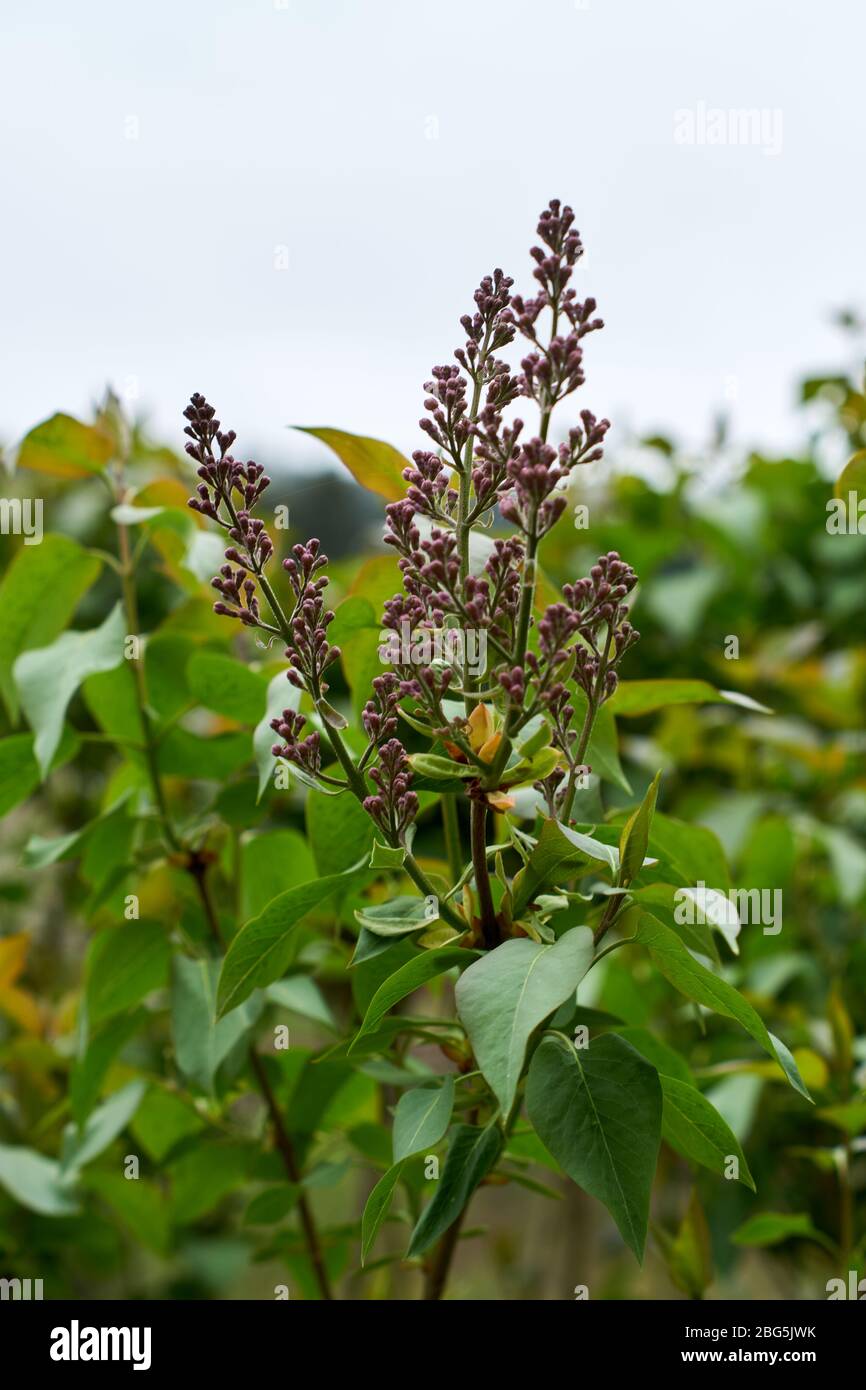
[281,540,341,696]
[363,738,419,839]
[562,550,639,661]
[269,709,322,777]
[500,438,567,538]
[185,393,276,626]
[526,552,640,803]
[375,198,616,716]
[362,673,401,745]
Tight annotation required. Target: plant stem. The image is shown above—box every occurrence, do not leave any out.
[441,795,462,882]
[471,796,499,949]
[248,1049,333,1301]
[404,852,466,933]
[191,854,334,1300]
[422,1206,467,1300]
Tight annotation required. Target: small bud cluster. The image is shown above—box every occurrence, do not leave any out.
[269,709,321,777]
[184,393,275,625]
[185,394,418,838]
[363,738,419,839]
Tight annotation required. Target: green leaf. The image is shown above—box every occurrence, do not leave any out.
[109,503,167,525]
[818,1100,866,1137]
[217,863,368,1017]
[0,728,79,817]
[812,823,866,907]
[512,819,623,917]
[616,1026,695,1086]
[14,601,126,774]
[0,534,101,719]
[526,1031,662,1261]
[655,1190,714,1299]
[172,956,263,1093]
[13,412,114,478]
[169,1143,254,1224]
[60,1080,147,1176]
[455,928,594,1116]
[500,745,562,788]
[351,946,473,1051]
[634,811,731,889]
[0,1144,78,1216]
[70,1010,147,1123]
[294,426,410,502]
[660,1075,755,1190]
[145,632,193,719]
[406,1123,503,1258]
[265,976,337,1031]
[611,680,771,717]
[130,1087,204,1163]
[630,883,720,964]
[85,921,171,1025]
[240,829,316,921]
[634,914,811,1100]
[328,595,379,646]
[619,771,661,886]
[361,1161,405,1264]
[369,839,406,869]
[306,779,375,876]
[86,1172,170,1255]
[393,1078,455,1162]
[408,753,474,781]
[22,793,132,869]
[244,1185,300,1225]
[186,650,267,723]
[354,895,440,938]
[157,728,252,779]
[732,1212,834,1252]
[835,448,866,501]
[579,694,631,793]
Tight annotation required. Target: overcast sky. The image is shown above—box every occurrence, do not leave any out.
[2,0,863,475]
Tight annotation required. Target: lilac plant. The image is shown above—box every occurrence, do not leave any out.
[180,200,809,1296]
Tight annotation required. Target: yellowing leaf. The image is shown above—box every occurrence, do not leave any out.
[835,449,866,500]
[0,985,42,1034]
[13,413,115,478]
[294,426,410,501]
[0,933,29,987]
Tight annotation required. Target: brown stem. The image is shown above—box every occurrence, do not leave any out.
[422,1206,467,1300]
[248,1050,334,1301]
[471,796,499,949]
[190,858,334,1300]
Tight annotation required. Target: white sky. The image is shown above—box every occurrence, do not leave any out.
[1,0,863,473]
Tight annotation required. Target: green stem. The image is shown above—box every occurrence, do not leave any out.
[441,795,462,882]
[404,852,466,934]
[248,1049,334,1301]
